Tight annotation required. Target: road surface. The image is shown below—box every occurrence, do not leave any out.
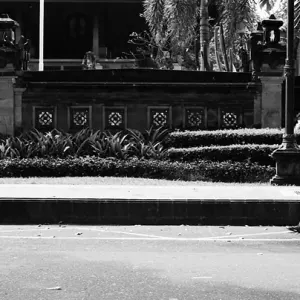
[0,225,299,300]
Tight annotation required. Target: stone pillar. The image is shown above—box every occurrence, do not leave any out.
[0,76,15,136]
[259,76,284,128]
[92,15,99,57]
[14,88,25,135]
[253,88,262,127]
[297,41,300,76]
[15,11,22,42]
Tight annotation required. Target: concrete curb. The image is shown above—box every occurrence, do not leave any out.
[0,198,299,226]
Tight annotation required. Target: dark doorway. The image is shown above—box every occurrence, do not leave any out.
[64,13,93,59]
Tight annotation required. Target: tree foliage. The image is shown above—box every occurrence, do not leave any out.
[259,0,277,12]
[141,0,300,70]
[143,0,257,47]
[142,0,258,70]
[143,0,197,43]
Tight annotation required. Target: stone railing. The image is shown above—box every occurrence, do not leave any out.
[28,58,138,71]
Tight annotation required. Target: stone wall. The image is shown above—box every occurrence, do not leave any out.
[17,69,258,133]
[0,69,295,135]
[0,76,15,136]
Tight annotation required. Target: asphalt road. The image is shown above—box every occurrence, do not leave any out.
[0,225,299,300]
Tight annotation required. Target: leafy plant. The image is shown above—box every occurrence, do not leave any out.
[127,126,169,159]
[0,128,170,160]
[125,30,176,70]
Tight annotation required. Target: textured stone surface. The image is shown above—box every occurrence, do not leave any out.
[14,69,300,132]
[21,85,256,132]
[0,77,15,135]
[0,199,299,225]
[260,76,284,128]
[13,69,258,132]
[271,148,300,185]
[1,184,300,225]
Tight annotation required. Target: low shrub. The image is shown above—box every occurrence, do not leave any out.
[167,144,279,166]
[0,127,169,160]
[164,128,297,148]
[0,157,275,183]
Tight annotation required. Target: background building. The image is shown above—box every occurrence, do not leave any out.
[0,0,146,68]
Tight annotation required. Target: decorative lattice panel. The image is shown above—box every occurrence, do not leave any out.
[35,108,55,130]
[150,108,170,128]
[185,108,205,128]
[105,108,125,129]
[221,110,239,128]
[70,108,90,129]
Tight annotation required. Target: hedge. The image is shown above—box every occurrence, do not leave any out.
[167,144,279,166]
[0,157,275,183]
[164,128,299,148]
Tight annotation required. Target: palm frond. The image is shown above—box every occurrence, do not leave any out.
[259,0,276,12]
[295,0,300,31]
[163,0,197,40]
[143,0,166,36]
[216,0,256,47]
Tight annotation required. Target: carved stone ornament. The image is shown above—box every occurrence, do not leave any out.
[0,13,30,71]
[276,134,300,150]
[249,15,285,75]
[261,14,283,46]
[284,63,295,78]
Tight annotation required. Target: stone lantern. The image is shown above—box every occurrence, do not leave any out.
[261,14,283,46]
[0,13,30,71]
[0,13,19,32]
[249,15,285,80]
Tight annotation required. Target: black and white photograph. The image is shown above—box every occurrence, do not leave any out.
[0,0,300,299]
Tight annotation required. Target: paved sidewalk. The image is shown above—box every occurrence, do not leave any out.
[0,184,300,225]
[1,184,300,201]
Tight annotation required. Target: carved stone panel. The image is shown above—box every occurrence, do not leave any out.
[148,107,171,128]
[220,108,241,128]
[34,107,55,131]
[104,107,126,129]
[69,107,91,129]
[185,107,205,129]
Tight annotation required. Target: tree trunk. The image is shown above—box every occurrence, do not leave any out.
[219,23,230,72]
[214,26,223,71]
[199,0,210,71]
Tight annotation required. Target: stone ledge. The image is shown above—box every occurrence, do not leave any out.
[0,198,299,226]
[25,82,255,89]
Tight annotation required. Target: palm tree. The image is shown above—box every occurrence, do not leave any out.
[259,0,278,12]
[142,0,300,71]
[143,0,257,70]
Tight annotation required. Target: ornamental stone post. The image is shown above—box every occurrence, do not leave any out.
[270,0,300,185]
[259,76,283,128]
